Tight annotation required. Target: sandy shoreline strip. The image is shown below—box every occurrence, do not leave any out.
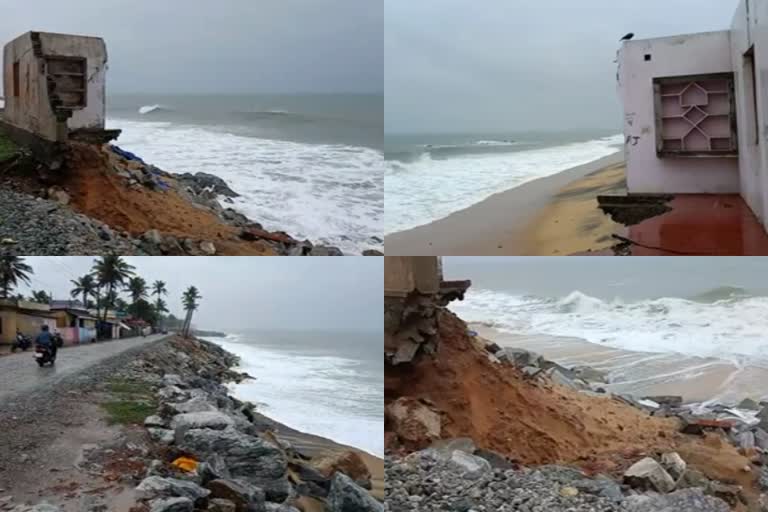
[472,324,768,405]
[384,151,625,255]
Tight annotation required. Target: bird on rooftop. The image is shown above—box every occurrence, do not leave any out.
[620,33,635,42]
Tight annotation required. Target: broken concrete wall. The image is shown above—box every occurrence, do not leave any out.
[618,31,740,195]
[384,256,443,298]
[3,31,107,142]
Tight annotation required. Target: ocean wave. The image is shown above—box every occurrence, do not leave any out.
[138,104,173,115]
[385,134,623,233]
[107,118,383,254]
[451,288,768,363]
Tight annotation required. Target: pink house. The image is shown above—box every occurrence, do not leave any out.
[618,0,768,234]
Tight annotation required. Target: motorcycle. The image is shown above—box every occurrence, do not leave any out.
[11,335,31,353]
[34,344,56,367]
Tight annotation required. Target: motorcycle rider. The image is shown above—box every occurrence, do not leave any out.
[35,325,56,360]
[12,329,28,352]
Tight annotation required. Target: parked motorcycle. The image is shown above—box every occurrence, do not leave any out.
[11,334,31,353]
[34,345,56,367]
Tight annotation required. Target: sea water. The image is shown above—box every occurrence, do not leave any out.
[203,329,382,457]
[445,257,768,403]
[106,94,384,255]
[384,131,623,234]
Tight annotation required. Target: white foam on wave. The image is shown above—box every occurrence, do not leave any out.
[203,335,383,457]
[385,134,623,233]
[452,288,768,364]
[139,104,165,114]
[108,118,383,254]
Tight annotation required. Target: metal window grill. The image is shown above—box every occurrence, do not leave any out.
[653,73,738,156]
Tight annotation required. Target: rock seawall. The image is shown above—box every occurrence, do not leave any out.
[7,336,381,512]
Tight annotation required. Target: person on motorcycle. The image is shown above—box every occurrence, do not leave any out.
[12,330,28,352]
[35,325,56,359]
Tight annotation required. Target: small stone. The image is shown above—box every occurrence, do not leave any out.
[199,241,216,255]
[559,486,579,497]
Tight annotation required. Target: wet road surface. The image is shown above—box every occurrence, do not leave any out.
[0,334,169,402]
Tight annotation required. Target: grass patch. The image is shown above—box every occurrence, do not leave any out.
[107,378,153,396]
[101,377,157,424]
[0,131,18,162]
[102,400,157,425]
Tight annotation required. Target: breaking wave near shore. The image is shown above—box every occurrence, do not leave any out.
[452,287,768,363]
[108,118,383,254]
[203,333,383,457]
[385,134,623,234]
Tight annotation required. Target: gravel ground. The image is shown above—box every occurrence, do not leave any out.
[0,336,170,503]
[385,452,732,512]
[0,188,142,255]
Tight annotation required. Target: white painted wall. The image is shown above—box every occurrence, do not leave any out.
[619,31,740,194]
[731,0,768,227]
[2,31,107,141]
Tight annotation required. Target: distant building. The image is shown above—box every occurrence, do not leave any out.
[49,300,97,344]
[2,31,109,143]
[0,299,57,345]
[617,0,768,232]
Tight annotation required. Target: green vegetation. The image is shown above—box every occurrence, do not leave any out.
[102,400,156,425]
[101,377,156,424]
[106,378,153,396]
[0,131,18,162]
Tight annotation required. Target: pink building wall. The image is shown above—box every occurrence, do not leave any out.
[618,31,740,194]
[731,0,768,227]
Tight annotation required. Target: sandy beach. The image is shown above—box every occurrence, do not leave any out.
[473,324,768,405]
[384,151,625,255]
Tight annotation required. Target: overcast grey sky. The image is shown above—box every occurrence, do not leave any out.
[16,257,382,332]
[385,0,737,134]
[0,0,382,94]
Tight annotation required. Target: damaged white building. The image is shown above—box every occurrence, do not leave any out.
[2,31,110,143]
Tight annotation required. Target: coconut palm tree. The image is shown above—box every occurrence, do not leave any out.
[0,256,33,299]
[154,298,169,330]
[126,276,148,306]
[92,255,135,323]
[181,286,202,337]
[151,280,167,314]
[70,274,96,307]
[30,290,51,304]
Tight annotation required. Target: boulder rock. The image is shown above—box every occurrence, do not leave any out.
[622,488,729,512]
[755,428,768,451]
[496,348,543,368]
[309,246,343,256]
[200,241,217,255]
[171,411,235,441]
[177,428,289,502]
[145,415,168,428]
[148,428,175,445]
[208,499,237,512]
[660,452,687,480]
[148,497,194,512]
[623,457,676,493]
[447,450,491,479]
[644,395,683,407]
[264,505,299,512]
[385,398,441,448]
[327,473,383,512]
[136,476,210,503]
[737,398,760,410]
[206,479,265,512]
[571,365,609,383]
[313,450,371,486]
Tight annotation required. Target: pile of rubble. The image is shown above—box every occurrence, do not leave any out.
[385,442,734,512]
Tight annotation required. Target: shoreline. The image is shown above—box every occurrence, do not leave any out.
[384,151,624,255]
[472,323,768,405]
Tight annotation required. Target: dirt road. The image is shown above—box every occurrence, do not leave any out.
[0,334,168,401]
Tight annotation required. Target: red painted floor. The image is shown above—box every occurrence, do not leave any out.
[625,194,768,255]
